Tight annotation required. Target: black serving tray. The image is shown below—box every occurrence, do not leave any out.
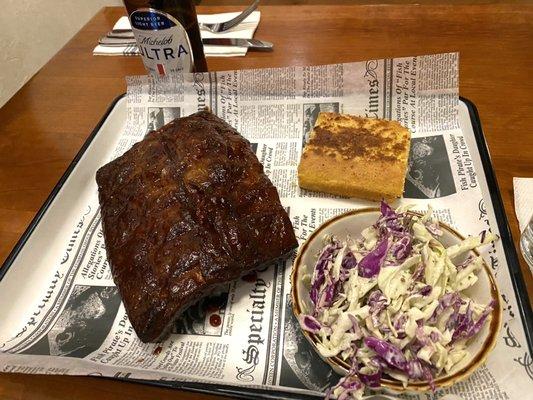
[0,95,530,400]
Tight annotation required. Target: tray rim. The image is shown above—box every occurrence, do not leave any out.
[0,94,530,400]
[460,96,533,353]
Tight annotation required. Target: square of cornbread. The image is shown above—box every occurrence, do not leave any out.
[298,113,411,201]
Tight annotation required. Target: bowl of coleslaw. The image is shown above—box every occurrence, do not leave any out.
[291,202,501,399]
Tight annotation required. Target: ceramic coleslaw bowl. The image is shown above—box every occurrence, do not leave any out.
[291,207,502,394]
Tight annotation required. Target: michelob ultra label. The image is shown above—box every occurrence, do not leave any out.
[130,8,194,75]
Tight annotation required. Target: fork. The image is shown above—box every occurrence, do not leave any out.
[199,0,260,33]
[110,0,260,36]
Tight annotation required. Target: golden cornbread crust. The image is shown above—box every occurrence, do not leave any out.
[297,112,411,201]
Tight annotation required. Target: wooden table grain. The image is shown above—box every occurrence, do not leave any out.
[0,4,531,400]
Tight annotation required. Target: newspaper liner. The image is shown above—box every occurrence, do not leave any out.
[0,53,531,399]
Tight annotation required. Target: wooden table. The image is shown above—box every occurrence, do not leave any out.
[0,4,531,400]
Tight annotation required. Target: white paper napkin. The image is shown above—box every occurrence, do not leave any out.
[93,11,261,57]
[514,177,533,233]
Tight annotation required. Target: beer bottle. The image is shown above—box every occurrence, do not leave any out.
[123,0,208,75]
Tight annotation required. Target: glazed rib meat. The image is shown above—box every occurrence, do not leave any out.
[96,111,297,342]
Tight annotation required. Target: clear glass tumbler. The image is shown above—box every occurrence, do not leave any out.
[520,215,533,269]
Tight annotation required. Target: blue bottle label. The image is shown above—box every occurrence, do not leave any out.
[130,8,194,75]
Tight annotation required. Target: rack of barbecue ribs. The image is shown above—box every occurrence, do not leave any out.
[96,111,298,342]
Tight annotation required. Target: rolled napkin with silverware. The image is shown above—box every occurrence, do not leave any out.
[93,11,264,57]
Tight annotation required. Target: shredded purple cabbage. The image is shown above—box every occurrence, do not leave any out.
[393,314,408,332]
[321,281,338,308]
[415,326,431,346]
[358,237,388,278]
[405,358,425,379]
[380,201,396,218]
[309,242,339,305]
[378,200,405,234]
[428,292,462,324]
[325,374,363,400]
[348,314,362,337]
[342,251,358,269]
[359,369,382,387]
[429,331,441,342]
[364,337,433,383]
[451,302,474,341]
[411,262,426,282]
[453,300,495,342]
[367,290,387,327]
[419,285,433,296]
[422,363,436,391]
[298,314,322,334]
[370,356,389,370]
[364,337,407,371]
[391,235,412,261]
[318,251,358,310]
